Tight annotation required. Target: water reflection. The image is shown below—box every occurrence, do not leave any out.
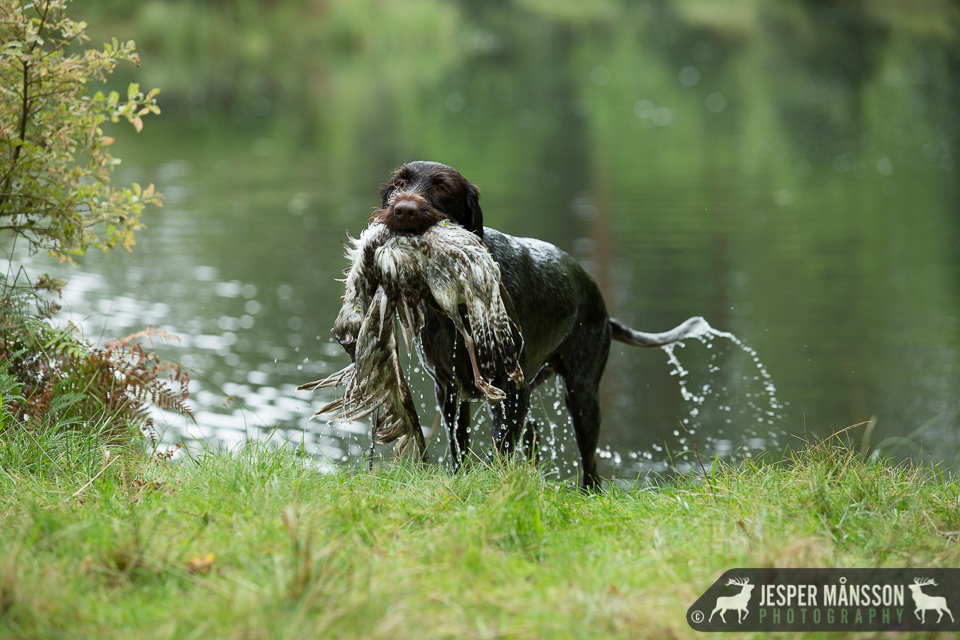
[8,0,959,476]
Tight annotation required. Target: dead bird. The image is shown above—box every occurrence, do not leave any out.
[299,284,425,459]
[298,220,523,460]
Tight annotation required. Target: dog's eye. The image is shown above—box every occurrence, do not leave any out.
[434,184,447,194]
[394,180,407,190]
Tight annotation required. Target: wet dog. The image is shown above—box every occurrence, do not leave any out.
[335,161,707,489]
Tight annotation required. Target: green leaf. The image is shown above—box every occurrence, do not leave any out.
[0,0,160,262]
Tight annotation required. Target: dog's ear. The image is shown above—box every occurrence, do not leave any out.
[465,181,483,237]
[379,181,393,207]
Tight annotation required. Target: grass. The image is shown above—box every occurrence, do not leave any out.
[1,427,959,639]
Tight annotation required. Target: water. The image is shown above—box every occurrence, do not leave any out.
[5,1,960,478]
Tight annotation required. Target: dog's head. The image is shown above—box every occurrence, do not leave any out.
[373,161,483,237]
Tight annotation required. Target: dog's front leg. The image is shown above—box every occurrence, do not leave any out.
[491,386,532,460]
[436,384,470,470]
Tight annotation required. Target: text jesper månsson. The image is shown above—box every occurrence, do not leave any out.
[758,584,905,608]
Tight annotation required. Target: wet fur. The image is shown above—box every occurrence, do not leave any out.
[342,161,707,489]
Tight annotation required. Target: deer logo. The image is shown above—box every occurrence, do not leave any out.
[908,578,954,624]
[709,577,755,623]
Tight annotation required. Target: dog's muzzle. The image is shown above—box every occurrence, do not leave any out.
[378,197,445,235]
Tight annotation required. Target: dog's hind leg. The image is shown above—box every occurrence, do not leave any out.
[558,317,611,490]
[562,376,603,490]
[437,384,471,470]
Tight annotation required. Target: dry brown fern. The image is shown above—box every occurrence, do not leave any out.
[0,288,193,442]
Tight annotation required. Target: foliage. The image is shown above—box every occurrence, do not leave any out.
[0,280,192,441]
[0,441,957,638]
[0,0,161,265]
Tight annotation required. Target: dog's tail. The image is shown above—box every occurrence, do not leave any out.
[610,316,711,347]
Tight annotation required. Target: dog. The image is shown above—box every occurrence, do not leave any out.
[334,161,708,489]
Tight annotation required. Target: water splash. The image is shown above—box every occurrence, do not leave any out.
[530,376,578,479]
[314,316,784,482]
[661,321,786,459]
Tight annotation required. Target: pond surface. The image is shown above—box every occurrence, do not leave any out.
[12,1,960,479]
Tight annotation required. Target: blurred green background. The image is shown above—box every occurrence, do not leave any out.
[34,0,960,476]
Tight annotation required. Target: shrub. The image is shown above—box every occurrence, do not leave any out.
[0,0,161,265]
[0,281,192,442]
[0,1,183,443]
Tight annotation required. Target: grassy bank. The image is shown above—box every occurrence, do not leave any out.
[1,429,958,639]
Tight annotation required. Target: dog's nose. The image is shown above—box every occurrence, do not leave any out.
[395,200,418,216]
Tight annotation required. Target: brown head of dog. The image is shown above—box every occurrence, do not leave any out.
[373,161,483,237]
